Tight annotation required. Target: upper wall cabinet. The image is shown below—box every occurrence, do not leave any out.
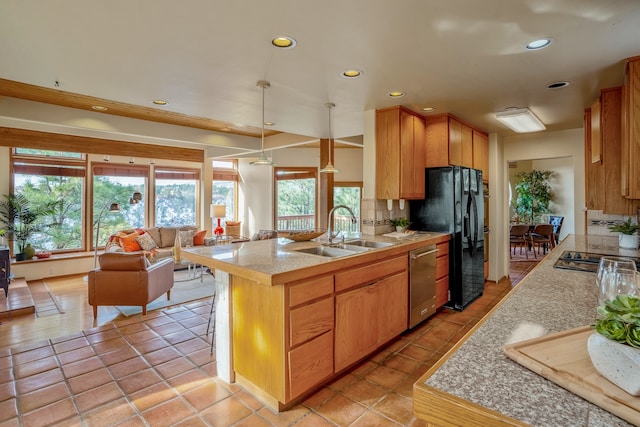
[375,106,426,200]
[425,113,488,181]
[622,55,640,199]
[472,130,489,181]
[585,86,640,214]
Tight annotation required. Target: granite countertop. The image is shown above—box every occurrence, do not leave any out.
[421,234,639,426]
[181,231,449,284]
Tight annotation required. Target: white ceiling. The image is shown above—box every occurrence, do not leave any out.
[1,0,640,151]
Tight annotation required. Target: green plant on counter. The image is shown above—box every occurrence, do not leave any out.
[608,217,640,235]
[594,294,640,348]
[390,217,410,228]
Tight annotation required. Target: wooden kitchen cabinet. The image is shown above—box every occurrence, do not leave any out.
[435,241,449,308]
[584,86,640,214]
[425,113,488,180]
[335,271,408,372]
[334,254,408,372]
[376,106,426,200]
[233,273,335,406]
[472,130,489,181]
[622,55,640,199]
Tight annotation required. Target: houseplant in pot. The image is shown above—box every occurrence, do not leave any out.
[513,169,553,224]
[589,294,640,395]
[0,194,57,260]
[608,217,640,249]
[391,217,410,232]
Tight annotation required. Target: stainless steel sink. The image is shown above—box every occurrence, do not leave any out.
[291,246,359,258]
[342,239,395,249]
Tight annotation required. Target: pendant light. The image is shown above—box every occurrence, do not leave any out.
[250,80,275,166]
[320,102,340,173]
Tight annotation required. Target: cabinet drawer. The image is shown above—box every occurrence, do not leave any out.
[289,275,334,307]
[335,255,406,293]
[436,255,449,280]
[288,330,334,399]
[436,241,449,258]
[289,297,334,347]
[435,276,449,308]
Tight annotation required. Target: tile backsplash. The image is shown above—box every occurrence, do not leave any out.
[587,210,640,236]
[360,198,409,235]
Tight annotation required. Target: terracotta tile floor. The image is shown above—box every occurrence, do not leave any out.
[0,273,521,427]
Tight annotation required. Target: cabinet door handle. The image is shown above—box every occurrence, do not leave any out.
[411,249,438,260]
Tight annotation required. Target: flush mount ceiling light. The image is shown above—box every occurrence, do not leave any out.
[495,108,546,133]
[152,99,168,106]
[250,80,275,166]
[320,102,340,174]
[342,69,363,78]
[387,91,405,98]
[272,36,297,49]
[526,38,551,50]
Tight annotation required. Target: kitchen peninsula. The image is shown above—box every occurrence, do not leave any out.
[414,234,639,427]
[182,232,449,411]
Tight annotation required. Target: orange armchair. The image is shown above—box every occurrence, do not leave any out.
[88,252,174,318]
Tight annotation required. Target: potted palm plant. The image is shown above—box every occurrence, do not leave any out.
[0,194,57,260]
[608,217,640,249]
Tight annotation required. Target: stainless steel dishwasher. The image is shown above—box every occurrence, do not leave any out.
[409,244,438,328]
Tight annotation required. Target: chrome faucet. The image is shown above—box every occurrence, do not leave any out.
[327,205,357,244]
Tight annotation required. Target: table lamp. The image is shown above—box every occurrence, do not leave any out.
[211,204,226,237]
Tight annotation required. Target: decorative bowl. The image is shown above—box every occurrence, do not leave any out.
[278,229,326,242]
[35,252,52,259]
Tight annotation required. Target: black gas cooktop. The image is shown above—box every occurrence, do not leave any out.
[553,251,640,273]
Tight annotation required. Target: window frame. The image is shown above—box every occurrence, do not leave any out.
[274,167,318,230]
[10,149,88,254]
[212,159,239,221]
[154,166,201,227]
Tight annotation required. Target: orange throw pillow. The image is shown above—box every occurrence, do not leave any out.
[193,229,207,246]
[120,232,143,252]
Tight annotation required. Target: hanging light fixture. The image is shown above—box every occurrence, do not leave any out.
[250,80,275,166]
[320,102,340,174]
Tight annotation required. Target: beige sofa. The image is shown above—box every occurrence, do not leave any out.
[106,226,204,266]
[88,252,174,318]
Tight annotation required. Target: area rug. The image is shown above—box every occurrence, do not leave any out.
[116,269,214,317]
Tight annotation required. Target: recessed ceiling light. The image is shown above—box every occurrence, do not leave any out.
[153,100,168,106]
[387,91,405,98]
[264,121,275,126]
[547,81,570,89]
[422,107,436,112]
[526,38,552,50]
[342,69,363,78]
[220,127,231,132]
[271,36,297,49]
[91,105,108,111]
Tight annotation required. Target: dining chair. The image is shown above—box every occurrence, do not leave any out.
[530,224,555,257]
[509,224,530,259]
[548,215,564,245]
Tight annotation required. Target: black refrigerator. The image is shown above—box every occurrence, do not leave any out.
[409,166,484,311]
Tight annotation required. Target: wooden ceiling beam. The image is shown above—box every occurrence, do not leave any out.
[0,78,280,139]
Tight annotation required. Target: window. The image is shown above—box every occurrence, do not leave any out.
[92,164,148,248]
[12,150,86,252]
[334,182,362,233]
[155,168,200,227]
[275,167,317,230]
[212,160,238,221]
